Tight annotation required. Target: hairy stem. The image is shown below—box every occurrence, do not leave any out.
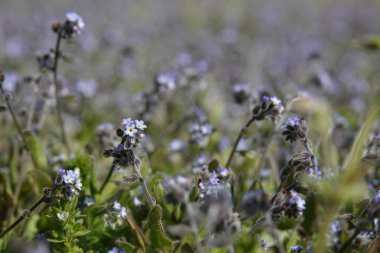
[132,162,155,209]
[53,31,71,156]
[0,195,46,238]
[225,116,256,168]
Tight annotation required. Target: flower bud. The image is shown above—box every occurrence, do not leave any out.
[51,22,62,33]
[281,116,309,143]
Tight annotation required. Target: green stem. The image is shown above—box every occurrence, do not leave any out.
[225,116,256,168]
[53,31,71,156]
[98,163,116,194]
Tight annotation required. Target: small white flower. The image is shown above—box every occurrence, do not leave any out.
[120,207,127,219]
[125,124,138,137]
[208,172,220,186]
[113,201,121,210]
[65,12,85,30]
[73,167,80,179]
[122,118,132,126]
[57,211,69,221]
[135,120,147,130]
[133,197,143,206]
[290,190,306,215]
[84,197,94,207]
[75,179,82,190]
[63,170,75,184]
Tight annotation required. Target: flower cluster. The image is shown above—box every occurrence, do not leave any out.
[54,168,82,199]
[281,116,309,143]
[122,118,147,139]
[103,118,147,167]
[272,190,305,219]
[198,171,222,200]
[252,95,284,121]
[103,201,127,229]
[54,12,85,39]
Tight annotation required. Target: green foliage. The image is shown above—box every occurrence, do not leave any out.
[45,197,90,253]
[147,205,173,251]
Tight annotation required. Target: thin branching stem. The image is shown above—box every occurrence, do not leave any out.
[98,163,116,194]
[52,31,71,156]
[338,229,361,253]
[225,116,256,168]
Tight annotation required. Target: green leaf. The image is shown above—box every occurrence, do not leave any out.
[72,230,91,237]
[148,204,173,251]
[47,239,65,243]
[237,150,256,160]
[208,159,219,172]
[150,173,172,221]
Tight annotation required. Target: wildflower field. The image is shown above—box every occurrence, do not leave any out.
[1,0,380,252]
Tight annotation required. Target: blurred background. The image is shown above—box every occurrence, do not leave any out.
[0,0,380,168]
